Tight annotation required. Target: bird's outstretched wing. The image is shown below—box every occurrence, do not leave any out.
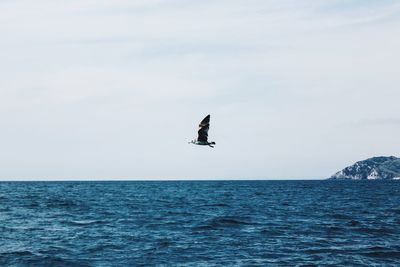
[197,115,210,142]
[199,115,210,128]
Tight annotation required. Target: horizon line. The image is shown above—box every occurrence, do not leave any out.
[0,178,327,182]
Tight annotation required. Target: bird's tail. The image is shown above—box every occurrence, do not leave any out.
[210,142,216,145]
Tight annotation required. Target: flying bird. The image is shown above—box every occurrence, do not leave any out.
[189,114,216,148]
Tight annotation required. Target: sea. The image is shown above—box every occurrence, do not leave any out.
[1,180,400,266]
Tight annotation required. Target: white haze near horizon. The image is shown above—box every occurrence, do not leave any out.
[0,0,399,180]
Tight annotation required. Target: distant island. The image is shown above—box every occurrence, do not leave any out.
[329,156,400,180]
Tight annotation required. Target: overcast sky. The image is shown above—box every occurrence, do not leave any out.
[0,0,399,180]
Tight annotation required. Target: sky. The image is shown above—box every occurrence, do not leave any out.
[0,0,399,180]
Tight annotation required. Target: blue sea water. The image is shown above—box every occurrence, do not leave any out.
[1,180,400,266]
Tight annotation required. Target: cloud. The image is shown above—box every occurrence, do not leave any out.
[356,118,400,127]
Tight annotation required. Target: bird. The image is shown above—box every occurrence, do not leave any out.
[189,114,216,148]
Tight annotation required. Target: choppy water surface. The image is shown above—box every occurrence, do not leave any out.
[1,180,400,266]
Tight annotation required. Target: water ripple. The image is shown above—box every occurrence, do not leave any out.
[0,180,400,265]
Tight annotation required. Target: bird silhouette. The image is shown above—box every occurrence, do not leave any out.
[189,115,216,148]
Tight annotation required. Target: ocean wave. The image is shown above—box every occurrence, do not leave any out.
[64,219,105,226]
[26,256,91,267]
[197,203,230,208]
[362,250,400,258]
[1,180,400,266]
[193,216,252,231]
[0,250,36,257]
